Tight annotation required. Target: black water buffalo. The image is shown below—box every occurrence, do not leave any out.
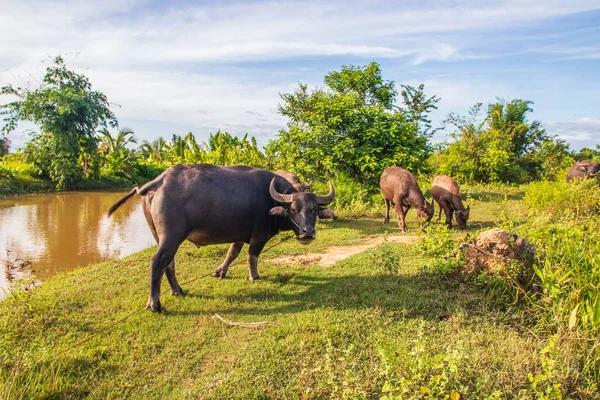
[274,169,312,192]
[431,175,470,229]
[108,164,336,312]
[380,166,434,232]
[566,160,600,182]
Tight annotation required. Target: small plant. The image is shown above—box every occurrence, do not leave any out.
[380,325,468,399]
[527,335,563,399]
[370,235,401,275]
[416,225,456,258]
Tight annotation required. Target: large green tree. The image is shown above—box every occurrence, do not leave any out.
[433,99,569,183]
[267,62,430,186]
[0,56,117,187]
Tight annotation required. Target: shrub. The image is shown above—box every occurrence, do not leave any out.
[370,236,401,275]
[524,179,600,221]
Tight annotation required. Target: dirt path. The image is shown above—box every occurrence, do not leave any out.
[267,235,419,267]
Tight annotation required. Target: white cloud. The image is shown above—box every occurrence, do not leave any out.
[545,118,600,142]
[1,0,599,148]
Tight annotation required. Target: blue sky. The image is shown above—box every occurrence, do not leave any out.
[1,0,599,150]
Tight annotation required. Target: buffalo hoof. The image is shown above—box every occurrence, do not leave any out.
[214,268,227,279]
[249,275,260,281]
[383,217,389,224]
[146,299,163,313]
[171,286,184,296]
[146,304,163,313]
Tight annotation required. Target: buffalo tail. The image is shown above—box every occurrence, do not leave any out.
[107,188,139,217]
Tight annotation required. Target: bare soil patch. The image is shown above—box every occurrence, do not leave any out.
[267,235,418,267]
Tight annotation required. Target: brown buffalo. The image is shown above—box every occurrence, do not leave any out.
[274,170,312,192]
[431,175,470,229]
[380,166,434,232]
[566,160,600,182]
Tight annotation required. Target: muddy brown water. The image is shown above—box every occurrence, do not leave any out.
[0,190,155,298]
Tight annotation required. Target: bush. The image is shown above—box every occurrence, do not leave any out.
[524,180,600,221]
[528,227,600,336]
[369,236,401,275]
[312,173,381,218]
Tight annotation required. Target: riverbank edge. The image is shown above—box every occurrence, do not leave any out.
[0,176,144,198]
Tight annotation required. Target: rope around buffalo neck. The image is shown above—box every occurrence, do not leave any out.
[288,213,305,231]
[48,233,295,362]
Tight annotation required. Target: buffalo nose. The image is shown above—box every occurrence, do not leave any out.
[301,227,315,236]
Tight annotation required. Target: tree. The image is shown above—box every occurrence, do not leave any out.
[0,136,9,157]
[99,127,137,155]
[98,128,138,178]
[400,84,441,138]
[0,56,117,187]
[167,134,188,164]
[267,62,429,186]
[139,137,168,164]
[532,138,574,181]
[204,131,265,167]
[487,99,547,157]
[573,146,600,162]
[433,99,562,184]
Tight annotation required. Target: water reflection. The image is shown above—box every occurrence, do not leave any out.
[0,191,155,298]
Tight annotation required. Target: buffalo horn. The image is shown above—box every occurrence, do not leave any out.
[316,182,335,205]
[269,178,293,204]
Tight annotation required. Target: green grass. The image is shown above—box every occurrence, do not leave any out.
[0,186,597,398]
[0,160,146,198]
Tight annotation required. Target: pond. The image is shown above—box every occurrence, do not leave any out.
[0,190,155,299]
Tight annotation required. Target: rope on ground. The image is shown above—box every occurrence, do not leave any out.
[49,233,294,361]
[212,314,277,329]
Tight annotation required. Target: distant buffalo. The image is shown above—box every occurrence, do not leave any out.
[566,160,600,182]
[431,175,470,229]
[108,164,336,312]
[380,166,433,232]
[274,170,312,192]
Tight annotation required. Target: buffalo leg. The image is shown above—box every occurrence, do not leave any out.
[442,202,454,229]
[447,208,454,230]
[435,200,442,222]
[147,242,181,312]
[383,199,391,224]
[165,260,183,295]
[215,242,244,279]
[394,203,408,233]
[247,241,267,281]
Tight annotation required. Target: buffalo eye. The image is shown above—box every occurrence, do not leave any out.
[312,208,318,215]
[290,207,297,213]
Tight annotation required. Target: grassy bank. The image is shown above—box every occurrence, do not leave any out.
[0,185,598,398]
[0,161,161,198]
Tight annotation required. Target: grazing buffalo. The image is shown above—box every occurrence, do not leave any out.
[566,160,600,182]
[431,175,470,229]
[108,164,336,312]
[274,169,312,192]
[380,166,434,232]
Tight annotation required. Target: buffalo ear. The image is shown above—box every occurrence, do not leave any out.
[269,206,288,217]
[577,165,587,172]
[318,209,337,219]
